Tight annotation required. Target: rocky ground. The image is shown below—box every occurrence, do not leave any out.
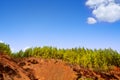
[0,54,120,80]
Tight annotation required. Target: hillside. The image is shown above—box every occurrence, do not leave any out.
[0,54,120,80]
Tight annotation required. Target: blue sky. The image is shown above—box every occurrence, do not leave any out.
[0,0,120,52]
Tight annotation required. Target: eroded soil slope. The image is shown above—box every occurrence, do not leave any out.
[17,58,77,80]
[0,54,77,80]
[0,54,30,80]
[0,54,120,80]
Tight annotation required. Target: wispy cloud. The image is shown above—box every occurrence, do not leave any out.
[86,0,120,23]
[0,40,4,43]
[87,17,97,24]
[11,48,16,52]
[22,46,31,51]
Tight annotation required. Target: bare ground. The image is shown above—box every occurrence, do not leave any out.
[0,54,120,80]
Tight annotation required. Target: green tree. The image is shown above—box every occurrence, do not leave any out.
[24,48,33,57]
[0,42,11,55]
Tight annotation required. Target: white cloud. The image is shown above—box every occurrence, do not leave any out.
[23,46,31,51]
[86,0,120,23]
[0,40,4,43]
[87,17,97,24]
[11,48,16,52]
[86,0,107,8]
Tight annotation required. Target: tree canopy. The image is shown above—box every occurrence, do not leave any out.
[0,42,120,71]
[0,42,11,55]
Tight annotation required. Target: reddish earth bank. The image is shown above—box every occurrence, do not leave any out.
[0,54,120,80]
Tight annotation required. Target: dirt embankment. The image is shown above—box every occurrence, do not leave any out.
[0,54,120,80]
[0,54,30,80]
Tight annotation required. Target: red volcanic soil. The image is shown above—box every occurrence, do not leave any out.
[17,58,77,80]
[0,54,120,80]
